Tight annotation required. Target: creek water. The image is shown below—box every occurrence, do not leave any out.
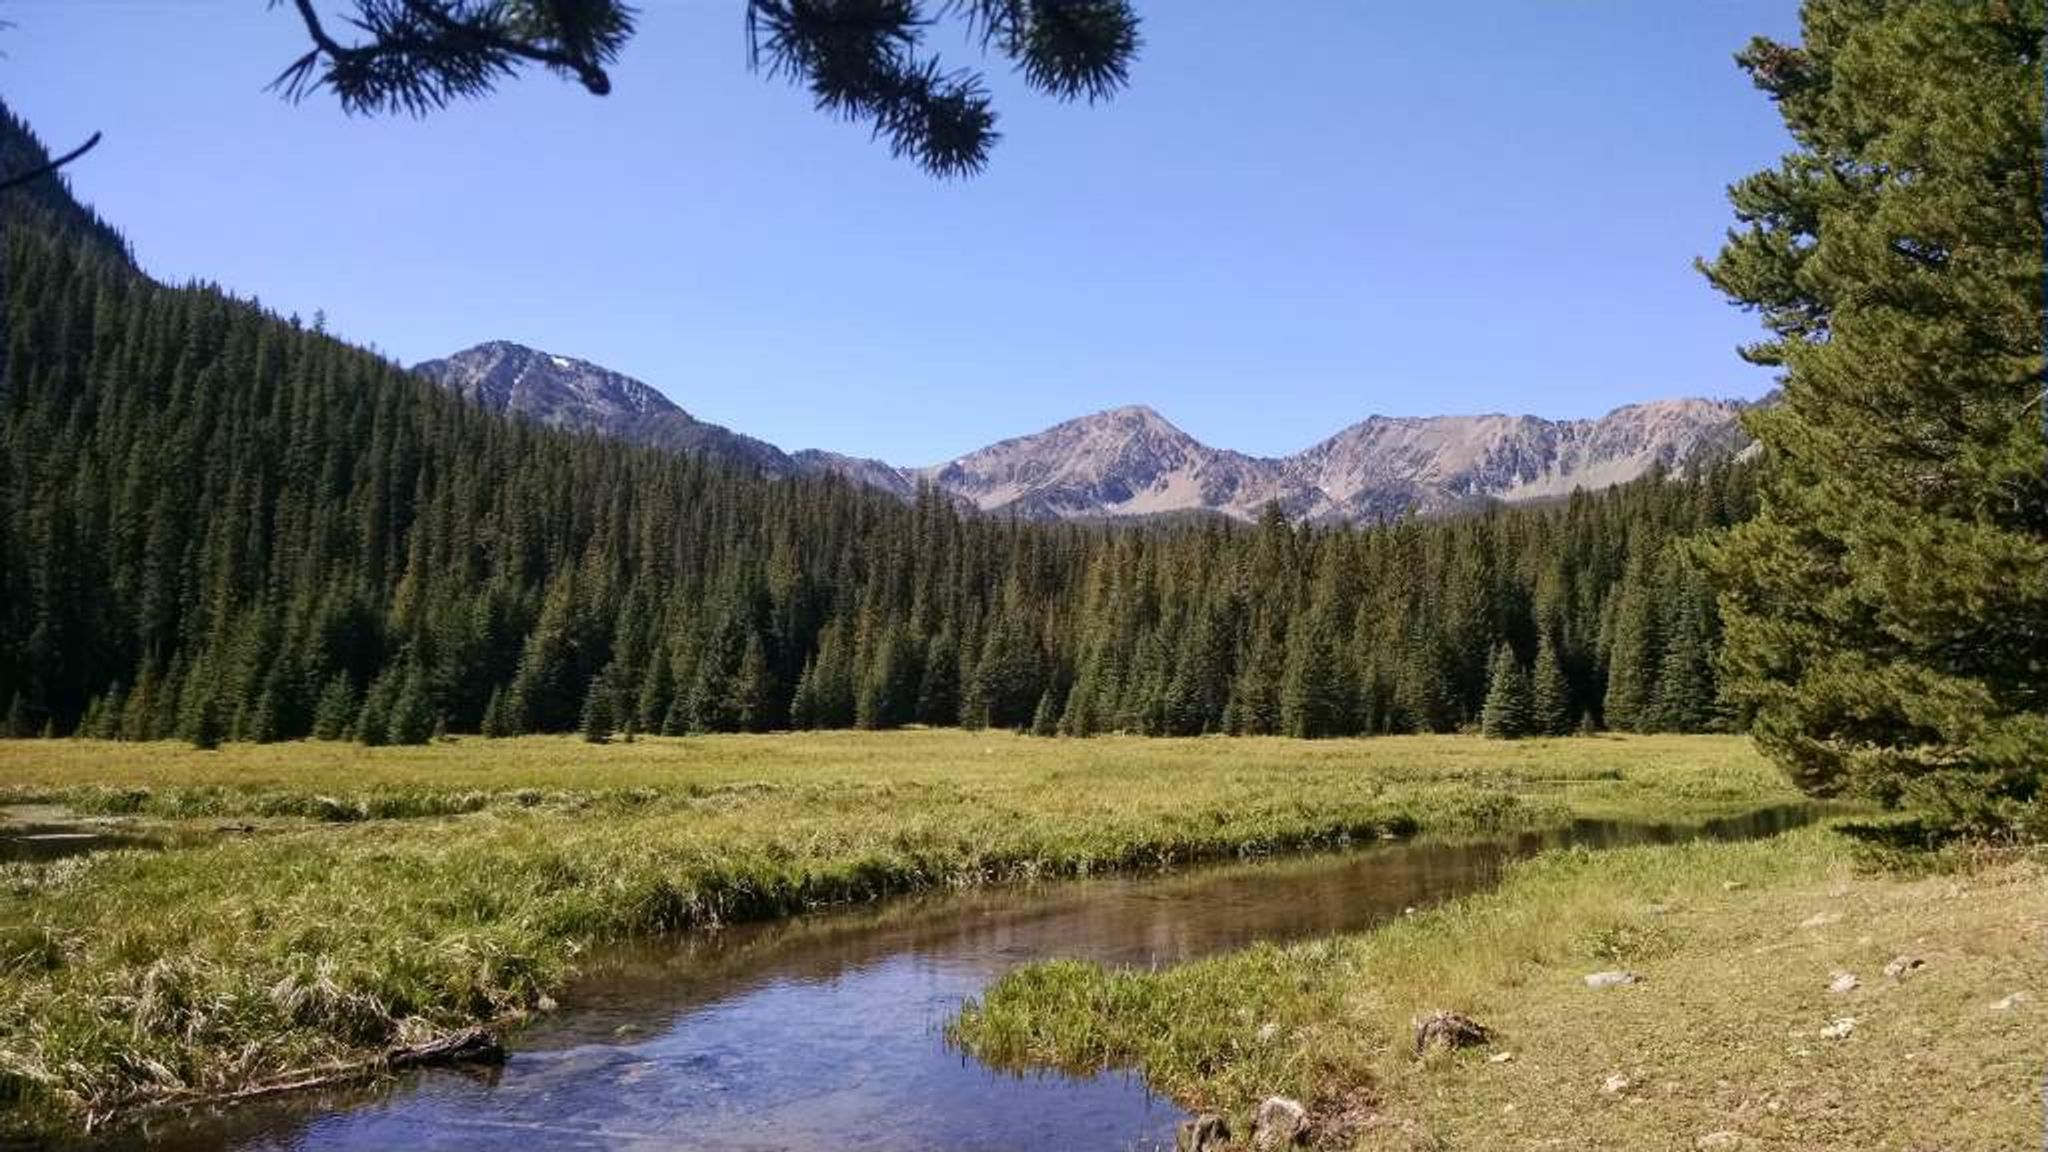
[100,805,1820,1151]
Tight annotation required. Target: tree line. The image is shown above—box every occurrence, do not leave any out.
[0,130,1751,747]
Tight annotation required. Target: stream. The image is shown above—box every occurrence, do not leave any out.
[98,804,1822,1151]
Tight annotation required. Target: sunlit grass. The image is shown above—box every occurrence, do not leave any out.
[0,731,1792,1134]
[955,826,2048,1150]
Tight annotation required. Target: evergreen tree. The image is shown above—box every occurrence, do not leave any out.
[1700,0,2045,830]
[311,674,358,741]
[1601,554,1661,733]
[1030,689,1059,737]
[914,631,960,727]
[1480,643,1533,739]
[728,633,776,732]
[479,685,513,738]
[355,667,397,747]
[580,671,616,743]
[1651,561,1718,732]
[1529,633,1571,737]
[1280,612,1347,739]
[385,660,436,745]
[187,694,224,751]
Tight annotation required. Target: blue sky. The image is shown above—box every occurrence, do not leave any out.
[6,2,1797,463]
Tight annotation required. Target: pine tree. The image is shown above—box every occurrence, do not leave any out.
[1601,554,1661,733]
[187,694,224,751]
[479,685,512,737]
[580,671,616,743]
[311,674,358,741]
[1700,0,2045,830]
[728,633,776,733]
[385,660,436,746]
[1480,643,1533,739]
[1529,633,1571,737]
[1280,613,1347,739]
[915,631,960,727]
[355,667,395,746]
[1030,688,1059,737]
[1651,562,1718,732]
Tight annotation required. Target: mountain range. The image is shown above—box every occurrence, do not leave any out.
[414,341,1754,523]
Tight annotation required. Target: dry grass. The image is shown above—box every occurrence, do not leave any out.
[955,827,2048,1150]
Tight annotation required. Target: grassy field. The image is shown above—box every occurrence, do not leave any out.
[0,731,1793,1134]
[955,827,2047,1150]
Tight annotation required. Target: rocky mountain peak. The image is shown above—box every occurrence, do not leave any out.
[416,341,1753,523]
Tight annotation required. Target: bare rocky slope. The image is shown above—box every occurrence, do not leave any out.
[415,341,1752,522]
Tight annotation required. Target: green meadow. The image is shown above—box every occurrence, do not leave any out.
[0,731,1789,1133]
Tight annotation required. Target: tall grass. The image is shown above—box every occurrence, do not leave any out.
[0,731,1792,1134]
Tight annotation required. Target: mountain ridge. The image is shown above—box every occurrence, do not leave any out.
[413,340,1754,522]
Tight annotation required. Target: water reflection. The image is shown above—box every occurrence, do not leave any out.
[98,804,1823,1151]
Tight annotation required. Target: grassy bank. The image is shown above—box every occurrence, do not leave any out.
[0,731,1788,1134]
[954,826,2047,1150]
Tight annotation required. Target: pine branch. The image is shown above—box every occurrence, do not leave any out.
[0,130,102,193]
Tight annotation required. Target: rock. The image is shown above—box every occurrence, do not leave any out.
[1798,912,1840,929]
[1819,1017,1857,1040]
[1413,1010,1490,1057]
[1721,880,1746,892]
[1601,1073,1633,1095]
[1882,955,1923,980]
[1990,991,2031,1011]
[1177,1113,1231,1152]
[613,1023,643,1037]
[1696,1131,1745,1150]
[535,995,559,1013]
[1255,1022,1280,1044]
[1827,971,1859,994]
[1487,1051,1515,1064]
[1584,970,1641,989]
[1251,1096,1310,1150]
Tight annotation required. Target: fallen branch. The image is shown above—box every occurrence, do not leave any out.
[106,1025,508,1125]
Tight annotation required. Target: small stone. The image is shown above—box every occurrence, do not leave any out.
[1990,991,2031,1011]
[613,1023,643,1037]
[1584,970,1640,989]
[1827,971,1859,994]
[1251,1096,1310,1150]
[535,994,559,1013]
[1601,1073,1633,1095]
[1819,1017,1857,1040]
[1721,880,1746,892]
[1177,1113,1231,1152]
[1882,955,1923,980]
[1696,1131,1744,1150]
[1256,1022,1280,1043]
[1487,1051,1515,1064]
[1413,1010,1490,1057]
[1799,912,1840,929]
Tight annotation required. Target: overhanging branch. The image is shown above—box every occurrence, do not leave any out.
[0,130,102,193]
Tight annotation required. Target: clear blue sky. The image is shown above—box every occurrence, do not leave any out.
[7,2,1796,464]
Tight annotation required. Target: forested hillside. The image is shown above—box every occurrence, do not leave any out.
[0,107,1753,746]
